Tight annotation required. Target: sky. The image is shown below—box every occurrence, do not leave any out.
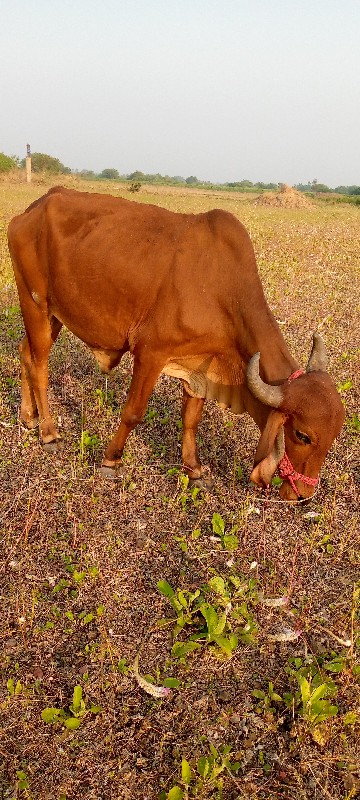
[1,0,359,187]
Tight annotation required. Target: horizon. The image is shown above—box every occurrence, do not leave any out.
[7,154,360,191]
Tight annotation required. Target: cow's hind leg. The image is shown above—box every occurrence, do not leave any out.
[100,356,163,479]
[19,336,39,429]
[19,314,63,448]
[181,386,213,490]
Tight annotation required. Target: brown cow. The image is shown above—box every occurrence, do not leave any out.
[7,186,344,502]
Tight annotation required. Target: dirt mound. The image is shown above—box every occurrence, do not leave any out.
[255,184,313,208]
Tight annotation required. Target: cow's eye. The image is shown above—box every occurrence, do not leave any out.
[295,429,311,445]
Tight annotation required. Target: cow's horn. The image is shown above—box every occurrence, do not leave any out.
[306,333,328,372]
[247,353,284,408]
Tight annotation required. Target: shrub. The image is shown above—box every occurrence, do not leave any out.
[0,152,17,172]
[20,152,70,174]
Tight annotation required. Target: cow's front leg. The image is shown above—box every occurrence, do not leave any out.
[100,356,162,479]
[181,386,213,490]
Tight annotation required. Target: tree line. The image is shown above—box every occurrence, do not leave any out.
[0,151,359,195]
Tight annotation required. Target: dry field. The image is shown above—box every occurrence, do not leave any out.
[0,178,359,800]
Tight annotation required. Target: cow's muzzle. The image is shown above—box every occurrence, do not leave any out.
[278,452,318,500]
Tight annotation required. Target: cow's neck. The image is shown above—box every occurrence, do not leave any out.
[238,317,299,432]
[240,313,298,384]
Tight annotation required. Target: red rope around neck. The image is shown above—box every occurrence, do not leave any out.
[288,369,305,382]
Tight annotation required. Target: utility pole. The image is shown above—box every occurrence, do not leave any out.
[26,144,32,183]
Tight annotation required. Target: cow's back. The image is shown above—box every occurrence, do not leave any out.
[8,187,265,357]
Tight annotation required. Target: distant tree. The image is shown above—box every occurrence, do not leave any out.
[185,176,199,184]
[312,182,332,193]
[100,168,120,180]
[334,185,360,195]
[295,183,312,192]
[0,152,18,172]
[128,171,145,181]
[256,181,279,190]
[20,152,70,174]
[226,180,256,190]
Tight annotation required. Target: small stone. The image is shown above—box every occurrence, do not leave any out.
[32,667,44,679]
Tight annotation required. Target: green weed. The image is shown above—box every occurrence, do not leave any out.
[252,681,284,713]
[296,673,338,726]
[7,677,23,696]
[79,429,101,459]
[347,413,360,434]
[94,385,115,411]
[158,572,258,660]
[211,512,239,550]
[41,685,101,730]
[162,742,241,799]
[176,474,202,510]
[16,770,30,794]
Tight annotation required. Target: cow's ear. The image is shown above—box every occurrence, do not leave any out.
[250,411,286,488]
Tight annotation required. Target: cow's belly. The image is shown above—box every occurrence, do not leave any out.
[162,357,245,415]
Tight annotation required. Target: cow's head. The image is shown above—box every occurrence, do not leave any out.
[247,334,345,502]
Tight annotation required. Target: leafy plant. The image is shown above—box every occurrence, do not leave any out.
[158,573,258,660]
[296,674,338,726]
[252,681,284,713]
[162,743,241,799]
[207,574,258,645]
[306,526,334,554]
[157,579,204,636]
[283,655,342,735]
[41,685,101,729]
[94,386,115,411]
[16,770,30,792]
[337,379,353,394]
[177,474,202,510]
[117,657,130,675]
[286,654,344,691]
[211,512,239,550]
[7,677,23,696]
[198,603,238,657]
[347,413,360,434]
[79,429,101,458]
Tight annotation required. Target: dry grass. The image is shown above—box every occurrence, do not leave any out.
[0,179,359,800]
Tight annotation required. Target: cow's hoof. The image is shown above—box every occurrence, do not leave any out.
[189,475,214,492]
[42,439,63,453]
[99,465,121,481]
[21,415,39,430]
